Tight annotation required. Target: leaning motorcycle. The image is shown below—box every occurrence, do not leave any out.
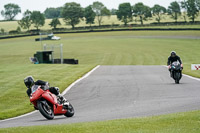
[30,85,74,120]
[170,61,182,84]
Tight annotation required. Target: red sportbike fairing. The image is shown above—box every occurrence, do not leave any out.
[30,85,74,120]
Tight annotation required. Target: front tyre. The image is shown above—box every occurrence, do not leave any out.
[64,103,74,117]
[175,79,179,84]
[175,72,180,84]
[37,100,54,120]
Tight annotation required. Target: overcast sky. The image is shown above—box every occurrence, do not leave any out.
[0,0,180,20]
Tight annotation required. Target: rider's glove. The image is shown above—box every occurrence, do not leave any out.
[168,65,171,69]
[181,64,183,69]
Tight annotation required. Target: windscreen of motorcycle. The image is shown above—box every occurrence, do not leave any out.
[31,85,40,94]
[172,61,180,66]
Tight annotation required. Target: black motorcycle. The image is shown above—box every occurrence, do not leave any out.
[170,61,182,84]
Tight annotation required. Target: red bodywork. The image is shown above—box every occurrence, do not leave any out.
[30,86,67,115]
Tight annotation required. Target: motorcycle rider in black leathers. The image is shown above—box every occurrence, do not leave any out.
[167,51,183,78]
[24,76,67,105]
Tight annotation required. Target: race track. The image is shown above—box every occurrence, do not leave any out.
[1,66,200,128]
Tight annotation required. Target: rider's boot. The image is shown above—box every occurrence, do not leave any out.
[58,94,69,106]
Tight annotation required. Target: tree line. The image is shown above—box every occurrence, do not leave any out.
[1,0,200,31]
[117,0,200,25]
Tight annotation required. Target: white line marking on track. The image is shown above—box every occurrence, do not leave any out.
[62,65,100,95]
[0,111,38,123]
[0,65,100,122]
[182,74,200,81]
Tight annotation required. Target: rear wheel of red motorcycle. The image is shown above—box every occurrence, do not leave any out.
[64,103,74,117]
[38,100,54,120]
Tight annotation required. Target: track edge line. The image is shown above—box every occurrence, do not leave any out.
[62,65,100,95]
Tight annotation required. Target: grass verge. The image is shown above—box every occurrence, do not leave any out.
[0,110,200,133]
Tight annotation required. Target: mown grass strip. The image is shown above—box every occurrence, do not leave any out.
[1,110,200,133]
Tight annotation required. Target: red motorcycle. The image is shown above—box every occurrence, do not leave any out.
[30,85,74,120]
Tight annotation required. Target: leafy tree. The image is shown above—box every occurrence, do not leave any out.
[116,3,132,25]
[181,0,188,22]
[1,3,21,20]
[168,1,181,22]
[16,26,21,33]
[132,3,152,25]
[0,28,5,34]
[49,18,61,29]
[30,11,45,30]
[44,7,62,19]
[102,7,111,16]
[197,0,200,9]
[62,2,84,29]
[18,10,32,31]
[152,4,166,23]
[92,1,111,26]
[182,0,199,22]
[84,5,96,27]
[111,9,117,15]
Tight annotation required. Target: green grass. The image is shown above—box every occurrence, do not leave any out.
[0,31,200,120]
[1,110,200,133]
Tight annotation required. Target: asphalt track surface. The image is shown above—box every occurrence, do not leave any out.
[1,66,200,128]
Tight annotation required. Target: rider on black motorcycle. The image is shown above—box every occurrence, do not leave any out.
[24,76,67,105]
[167,51,183,77]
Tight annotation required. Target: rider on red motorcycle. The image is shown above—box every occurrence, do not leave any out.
[24,76,67,105]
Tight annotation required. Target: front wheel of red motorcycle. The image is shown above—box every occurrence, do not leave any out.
[37,100,54,120]
[64,103,75,117]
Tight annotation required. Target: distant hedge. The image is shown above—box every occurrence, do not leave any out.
[0,27,200,40]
